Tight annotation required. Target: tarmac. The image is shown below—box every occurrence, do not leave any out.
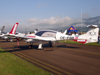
[0,39,100,75]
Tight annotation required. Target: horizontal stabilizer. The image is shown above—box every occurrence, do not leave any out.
[87,25,98,28]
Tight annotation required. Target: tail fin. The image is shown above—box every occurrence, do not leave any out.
[9,22,19,34]
[1,26,5,33]
[0,26,5,34]
[63,30,67,34]
[73,25,99,44]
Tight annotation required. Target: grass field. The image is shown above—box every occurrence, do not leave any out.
[0,48,52,75]
[60,40,100,46]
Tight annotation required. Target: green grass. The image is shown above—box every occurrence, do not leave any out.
[0,48,52,75]
[60,40,100,46]
[60,40,81,44]
[86,42,100,46]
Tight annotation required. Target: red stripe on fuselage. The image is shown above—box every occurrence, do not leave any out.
[73,39,87,44]
[28,36,36,38]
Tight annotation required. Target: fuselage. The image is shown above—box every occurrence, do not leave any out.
[24,30,75,43]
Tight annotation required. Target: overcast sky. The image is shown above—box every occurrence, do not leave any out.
[0,0,100,32]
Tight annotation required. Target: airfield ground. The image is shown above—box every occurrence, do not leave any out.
[0,39,100,75]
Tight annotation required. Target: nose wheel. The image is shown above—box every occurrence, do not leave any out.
[10,39,13,42]
[29,43,33,48]
[38,42,43,50]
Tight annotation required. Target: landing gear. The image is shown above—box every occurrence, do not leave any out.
[38,42,43,50]
[29,45,33,48]
[49,41,53,47]
[6,39,13,42]
[10,39,13,42]
[29,43,33,48]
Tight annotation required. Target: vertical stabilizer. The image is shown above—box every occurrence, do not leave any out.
[63,30,67,34]
[1,26,5,33]
[9,22,19,34]
[0,26,5,34]
[73,25,99,44]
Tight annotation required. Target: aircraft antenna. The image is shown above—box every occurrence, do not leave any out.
[63,13,65,32]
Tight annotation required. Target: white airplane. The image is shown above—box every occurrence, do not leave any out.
[14,25,99,49]
[0,22,19,42]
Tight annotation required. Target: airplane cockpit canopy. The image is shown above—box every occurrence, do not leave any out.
[35,30,57,37]
[15,32,19,35]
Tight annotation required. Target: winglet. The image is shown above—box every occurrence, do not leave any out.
[9,22,19,34]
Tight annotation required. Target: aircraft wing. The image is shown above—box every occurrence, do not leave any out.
[14,35,56,41]
[4,33,25,38]
[4,34,16,37]
[0,35,3,37]
[0,34,5,37]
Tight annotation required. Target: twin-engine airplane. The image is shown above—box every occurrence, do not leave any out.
[14,25,99,49]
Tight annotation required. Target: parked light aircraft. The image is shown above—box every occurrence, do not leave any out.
[0,22,19,42]
[13,25,99,49]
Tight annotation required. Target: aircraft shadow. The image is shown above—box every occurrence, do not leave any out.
[0,43,79,53]
[0,45,31,53]
[0,44,48,53]
[57,45,79,48]
[0,40,8,42]
[0,40,17,43]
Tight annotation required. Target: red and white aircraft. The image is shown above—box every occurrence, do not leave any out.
[14,25,99,49]
[0,22,19,42]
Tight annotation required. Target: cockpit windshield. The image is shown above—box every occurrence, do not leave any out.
[35,30,57,37]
